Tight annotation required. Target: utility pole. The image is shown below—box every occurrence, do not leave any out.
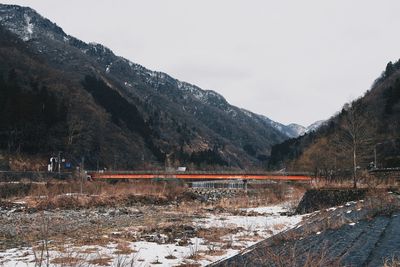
[58,151,61,179]
[80,156,85,195]
[374,142,383,169]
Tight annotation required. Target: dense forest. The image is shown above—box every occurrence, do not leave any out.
[0,69,67,154]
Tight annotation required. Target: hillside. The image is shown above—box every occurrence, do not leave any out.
[269,61,400,176]
[0,4,297,170]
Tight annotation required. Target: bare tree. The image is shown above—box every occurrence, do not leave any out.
[67,114,84,147]
[336,101,373,188]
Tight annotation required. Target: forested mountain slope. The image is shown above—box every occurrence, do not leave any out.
[0,4,295,170]
[270,61,400,175]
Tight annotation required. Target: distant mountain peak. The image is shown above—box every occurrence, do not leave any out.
[305,120,326,133]
[286,123,307,137]
[283,120,327,138]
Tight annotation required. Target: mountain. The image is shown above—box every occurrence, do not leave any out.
[286,123,306,137]
[269,61,400,173]
[265,120,325,139]
[285,121,327,137]
[305,120,326,133]
[244,113,307,139]
[0,4,293,170]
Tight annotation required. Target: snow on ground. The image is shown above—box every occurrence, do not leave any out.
[190,204,303,265]
[0,204,304,266]
[241,204,290,214]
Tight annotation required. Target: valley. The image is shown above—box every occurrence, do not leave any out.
[0,2,400,267]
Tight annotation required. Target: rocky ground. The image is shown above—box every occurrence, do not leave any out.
[2,183,397,267]
[0,184,306,266]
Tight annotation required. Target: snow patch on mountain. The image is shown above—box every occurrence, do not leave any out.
[176,80,227,105]
[23,14,33,41]
[241,110,297,138]
[306,120,326,133]
[284,120,326,137]
[286,123,306,136]
[105,63,112,73]
[240,109,326,138]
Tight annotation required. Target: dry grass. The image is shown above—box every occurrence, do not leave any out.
[273,223,286,231]
[312,179,355,189]
[312,175,399,190]
[75,235,111,247]
[175,264,201,267]
[114,242,135,255]
[197,227,240,243]
[9,180,189,209]
[78,247,98,254]
[165,254,178,260]
[364,189,400,218]
[150,256,163,264]
[29,179,187,198]
[88,257,113,266]
[51,256,83,265]
[256,244,344,267]
[383,256,400,267]
[171,182,307,217]
[3,179,309,213]
[214,183,307,210]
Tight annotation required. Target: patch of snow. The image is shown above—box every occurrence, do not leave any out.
[242,204,289,214]
[345,201,356,206]
[12,201,26,205]
[305,120,326,133]
[255,114,300,137]
[21,14,34,41]
[286,123,307,136]
[241,109,254,118]
[105,62,112,73]
[124,81,133,87]
[226,107,238,117]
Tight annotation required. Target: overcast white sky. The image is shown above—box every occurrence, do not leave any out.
[2,0,400,126]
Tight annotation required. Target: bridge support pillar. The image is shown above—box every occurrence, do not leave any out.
[243,179,248,193]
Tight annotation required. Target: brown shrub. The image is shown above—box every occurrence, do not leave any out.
[22,180,188,209]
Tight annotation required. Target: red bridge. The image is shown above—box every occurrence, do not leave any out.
[88,171,312,181]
